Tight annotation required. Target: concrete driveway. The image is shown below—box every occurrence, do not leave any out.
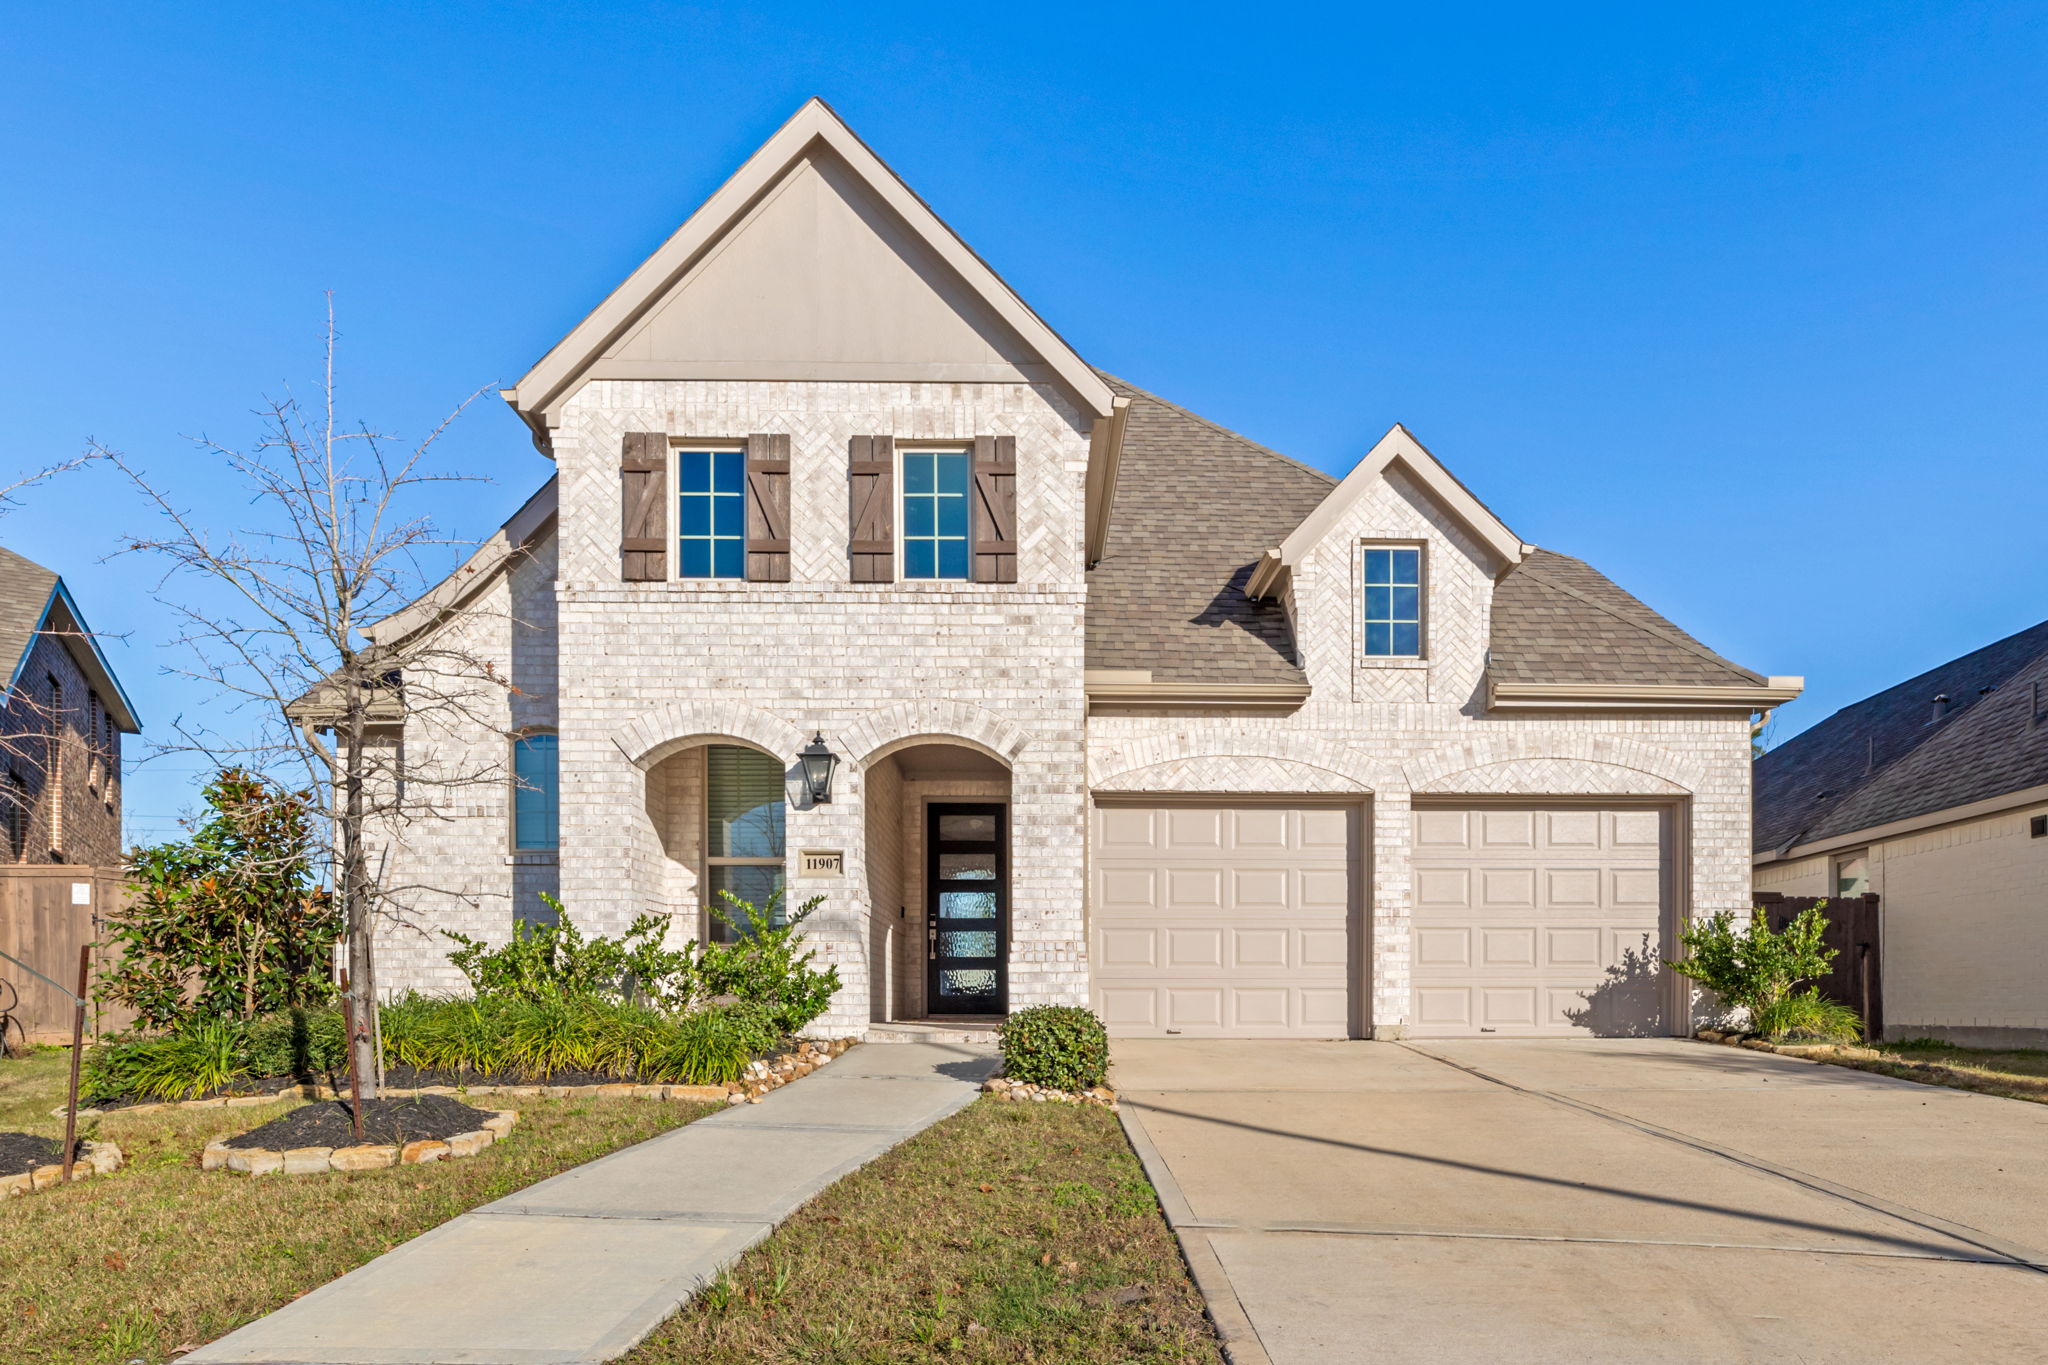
[1114,1038,2048,1364]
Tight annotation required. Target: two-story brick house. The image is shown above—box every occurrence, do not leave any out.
[364,100,1798,1041]
[0,545,139,865]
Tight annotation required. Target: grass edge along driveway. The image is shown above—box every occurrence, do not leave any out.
[624,1097,1224,1364]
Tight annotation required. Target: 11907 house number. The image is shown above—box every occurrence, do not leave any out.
[798,849,844,878]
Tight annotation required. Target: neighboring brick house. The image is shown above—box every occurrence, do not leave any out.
[362,100,1798,1041]
[1755,621,2048,1047]
[0,546,140,865]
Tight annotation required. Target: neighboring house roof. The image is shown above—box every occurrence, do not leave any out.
[1490,550,1766,690]
[0,545,140,732]
[1754,619,2048,855]
[1086,376,1333,686]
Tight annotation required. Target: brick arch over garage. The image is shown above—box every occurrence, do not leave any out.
[1090,731,1391,793]
[1406,735,1705,796]
[611,699,808,770]
[839,700,1032,768]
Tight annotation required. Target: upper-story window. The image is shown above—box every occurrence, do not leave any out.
[676,447,747,580]
[1362,546,1424,657]
[901,448,972,581]
[511,731,559,851]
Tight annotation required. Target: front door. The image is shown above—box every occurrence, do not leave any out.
[926,803,1007,1015]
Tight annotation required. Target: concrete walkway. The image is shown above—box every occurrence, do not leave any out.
[187,1041,997,1365]
[1117,1038,2048,1365]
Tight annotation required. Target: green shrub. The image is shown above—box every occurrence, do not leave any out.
[83,1021,250,1102]
[998,1005,1109,1092]
[443,896,692,1006]
[696,891,840,1035]
[1670,903,1839,1031]
[244,1006,347,1079]
[1754,989,1863,1042]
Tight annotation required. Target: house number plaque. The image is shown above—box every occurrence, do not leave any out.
[798,849,845,878]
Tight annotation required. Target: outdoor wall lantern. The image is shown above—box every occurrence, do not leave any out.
[798,732,840,805]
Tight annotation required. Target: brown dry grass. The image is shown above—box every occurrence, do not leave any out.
[1744,1036,2048,1104]
[0,1046,715,1364]
[624,1097,1222,1365]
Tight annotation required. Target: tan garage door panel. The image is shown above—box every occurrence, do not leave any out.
[1411,805,1670,1038]
[1092,803,1356,1039]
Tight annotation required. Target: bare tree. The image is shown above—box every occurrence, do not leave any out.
[98,298,524,1095]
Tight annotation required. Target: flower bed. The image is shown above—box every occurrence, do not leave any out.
[980,1075,1119,1109]
[203,1095,517,1175]
[0,1133,122,1195]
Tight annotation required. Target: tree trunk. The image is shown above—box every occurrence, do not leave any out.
[342,687,380,1099]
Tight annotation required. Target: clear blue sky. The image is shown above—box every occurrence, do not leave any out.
[3,3,2045,843]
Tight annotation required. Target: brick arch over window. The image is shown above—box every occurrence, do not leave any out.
[1089,731,1391,793]
[1406,735,1705,795]
[613,700,808,771]
[839,700,1031,768]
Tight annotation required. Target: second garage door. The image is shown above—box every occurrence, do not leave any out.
[1091,802,1357,1038]
[1410,803,1672,1037]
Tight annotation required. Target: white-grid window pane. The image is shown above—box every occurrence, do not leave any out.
[1363,546,1423,657]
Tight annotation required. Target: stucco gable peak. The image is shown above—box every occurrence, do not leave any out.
[502,98,1114,444]
[1245,423,1529,599]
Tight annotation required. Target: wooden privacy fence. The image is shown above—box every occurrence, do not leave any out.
[0,866,133,1046]
[1755,891,1883,1039]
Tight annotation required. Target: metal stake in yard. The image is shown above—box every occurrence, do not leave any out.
[61,943,87,1181]
[340,969,365,1142]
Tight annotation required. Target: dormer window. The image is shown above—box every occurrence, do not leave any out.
[901,448,972,580]
[1363,545,1423,657]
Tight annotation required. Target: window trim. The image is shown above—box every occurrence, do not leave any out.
[508,728,560,854]
[896,443,975,584]
[670,440,749,583]
[1832,849,1871,899]
[701,742,788,944]
[1359,540,1428,662]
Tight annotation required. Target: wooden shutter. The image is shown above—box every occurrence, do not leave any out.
[744,433,791,582]
[970,435,1018,583]
[848,435,895,583]
[619,432,667,582]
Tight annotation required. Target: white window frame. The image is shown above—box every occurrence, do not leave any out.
[1359,540,1428,662]
[896,443,975,584]
[671,441,749,583]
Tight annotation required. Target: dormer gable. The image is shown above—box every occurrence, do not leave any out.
[502,99,1115,440]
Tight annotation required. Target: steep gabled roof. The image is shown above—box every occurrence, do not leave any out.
[503,98,1114,435]
[1491,550,1767,690]
[0,545,140,732]
[1085,376,1331,686]
[1754,619,2048,854]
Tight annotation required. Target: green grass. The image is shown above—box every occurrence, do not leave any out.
[0,1047,717,1365]
[1767,1037,2048,1103]
[622,1098,1221,1364]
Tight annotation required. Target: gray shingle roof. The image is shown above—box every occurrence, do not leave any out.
[1754,619,2048,854]
[1086,376,1331,685]
[1489,550,1766,689]
[0,545,60,682]
[1086,377,1768,699]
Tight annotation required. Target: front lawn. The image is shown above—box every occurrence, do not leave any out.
[623,1098,1222,1364]
[1838,1038,2048,1103]
[0,1048,717,1365]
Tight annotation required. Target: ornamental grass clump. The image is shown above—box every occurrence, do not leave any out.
[377,994,776,1085]
[998,1005,1110,1093]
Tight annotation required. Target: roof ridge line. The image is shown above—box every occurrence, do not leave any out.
[1517,552,1764,685]
[1095,371,1338,490]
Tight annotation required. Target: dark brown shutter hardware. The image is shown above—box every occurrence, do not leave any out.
[848,435,895,582]
[970,434,1018,583]
[620,432,668,582]
[744,433,792,582]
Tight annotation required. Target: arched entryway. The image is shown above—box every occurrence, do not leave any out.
[643,736,795,944]
[862,739,1013,1024]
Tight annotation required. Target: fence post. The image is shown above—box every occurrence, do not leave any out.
[61,943,87,1181]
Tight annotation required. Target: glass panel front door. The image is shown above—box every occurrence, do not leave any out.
[928,803,1006,1015]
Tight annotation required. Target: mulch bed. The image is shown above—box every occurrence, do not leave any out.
[1,1131,77,1178]
[223,1095,497,1150]
[86,1062,681,1111]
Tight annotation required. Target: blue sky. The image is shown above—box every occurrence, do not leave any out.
[3,2,2045,842]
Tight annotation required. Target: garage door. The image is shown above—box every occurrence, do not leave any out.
[1411,804,1671,1037]
[1091,802,1356,1038]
